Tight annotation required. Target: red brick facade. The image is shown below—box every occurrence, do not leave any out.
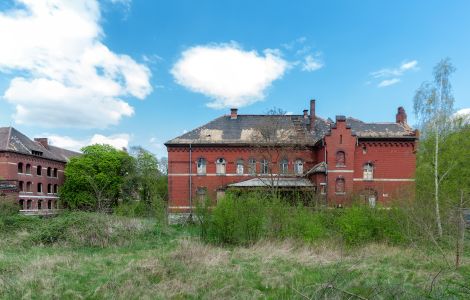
[166,101,418,217]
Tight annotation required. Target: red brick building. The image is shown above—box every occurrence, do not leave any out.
[0,127,79,214]
[165,100,418,222]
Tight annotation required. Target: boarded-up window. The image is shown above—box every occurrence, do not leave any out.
[336,151,345,166]
[216,158,226,175]
[335,177,345,193]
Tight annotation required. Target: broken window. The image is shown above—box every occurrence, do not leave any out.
[196,157,206,175]
[294,159,304,175]
[18,162,23,173]
[216,158,226,175]
[363,163,374,180]
[260,159,269,175]
[336,151,345,167]
[54,184,58,194]
[48,200,52,210]
[53,168,58,178]
[19,199,24,210]
[38,200,42,210]
[47,184,52,194]
[248,158,256,175]
[47,167,52,177]
[26,199,32,210]
[37,183,43,193]
[37,165,42,176]
[19,181,24,192]
[279,158,288,174]
[335,177,345,194]
[236,159,244,175]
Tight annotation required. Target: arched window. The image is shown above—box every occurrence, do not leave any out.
[216,158,226,175]
[18,162,23,173]
[37,182,43,193]
[47,184,52,193]
[260,159,269,175]
[47,167,52,177]
[294,159,304,175]
[25,164,31,174]
[196,187,207,202]
[196,158,206,175]
[47,200,52,210]
[38,200,42,210]
[19,199,24,210]
[37,165,42,176]
[26,181,32,192]
[26,199,32,209]
[236,159,244,175]
[53,168,58,178]
[279,158,288,174]
[54,184,58,194]
[19,181,24,192]
[336,151,345,167]
[363,163,374,180]
[335,177,345,194]
[248,158,256,175]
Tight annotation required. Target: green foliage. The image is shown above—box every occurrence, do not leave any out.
[0,201,19,218]
[61,144,133,211]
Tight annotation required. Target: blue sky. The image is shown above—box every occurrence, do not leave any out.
[0,0,469,158]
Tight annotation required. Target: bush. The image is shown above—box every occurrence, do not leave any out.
[0,201,19,218]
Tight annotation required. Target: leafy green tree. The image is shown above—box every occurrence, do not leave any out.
[413,58,456,237]
[60,144,133,211]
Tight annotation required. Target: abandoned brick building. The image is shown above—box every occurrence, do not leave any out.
[165,100,418,221]
[0,127,79,214]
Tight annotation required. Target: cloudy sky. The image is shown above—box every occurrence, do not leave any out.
[0,0,469,158]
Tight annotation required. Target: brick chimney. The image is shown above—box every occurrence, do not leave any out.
[396,106,407,124]
[303,109,308,119]
[34,138,49,149]
[310,99,316,129]
[230,108,238,120]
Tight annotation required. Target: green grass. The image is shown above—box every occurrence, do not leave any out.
[0,212,469,299]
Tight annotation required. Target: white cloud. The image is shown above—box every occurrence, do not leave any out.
[455,108,470,122]
[370,60,417,88]
[378,78,400,87]
[0,0,152,128]
[171,43,288,109]
[47,133,130,151]
[301,54,323,72]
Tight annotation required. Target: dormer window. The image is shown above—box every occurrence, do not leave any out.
[32,150,43,156]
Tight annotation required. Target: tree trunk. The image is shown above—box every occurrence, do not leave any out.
[434,129,443,237]
[455,190,465,269]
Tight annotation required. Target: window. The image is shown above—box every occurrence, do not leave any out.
[196,158,206,175]
[320,183,327,195]
[26,200,32,210]
[196,187,207,202]
[216,158,226,175]
[336,151,345,167]
[37,165,42,176]
[53,168,58,178]
[54,184,58,194]
[340,134,343,144]
[37,183,43,193]
[335,177,345,194]
[260,159,269,175]
[18,162,23,173]
[294,159,304,175]
[363,163,374,180]
[47,200,52,210]
[236,159,244,175]
[25,164,31,174]
[32,150,43,156]
[47,167,52,177]
[248,158,256,175]
[19,181,24,192]
[216,189,225,202]
[47,184,52,194]
[19,199,24,210]
[26,181,32,192]
[38,200,42,210]
[279,158,289,174]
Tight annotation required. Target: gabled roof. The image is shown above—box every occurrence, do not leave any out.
[165,113,417,146]
[304,162,327,175]
[0,127,80,162]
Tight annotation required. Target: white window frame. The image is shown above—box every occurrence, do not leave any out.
[260,159,269,175]
[294,159,303,175]
[363,163,374,180]
[279,158,289,174]
[216,158,226,175]
[196,157,206,175]
[236,159,244,175]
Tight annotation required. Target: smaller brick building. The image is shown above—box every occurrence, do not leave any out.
[0,127,79,213]
[165,99,419,221]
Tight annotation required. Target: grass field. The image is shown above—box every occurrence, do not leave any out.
[0,212,469,299]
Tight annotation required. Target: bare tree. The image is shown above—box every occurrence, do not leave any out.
[414,58,456,237]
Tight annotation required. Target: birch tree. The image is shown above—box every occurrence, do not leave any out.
[413,58,456,237]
